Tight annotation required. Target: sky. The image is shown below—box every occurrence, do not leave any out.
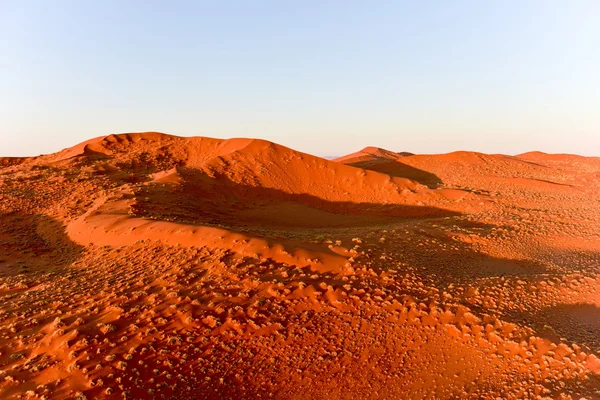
[1,0,599,157]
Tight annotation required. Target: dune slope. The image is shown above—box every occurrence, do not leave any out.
[0,133,599,399]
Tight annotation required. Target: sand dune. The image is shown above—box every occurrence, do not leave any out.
[0,132,599,399]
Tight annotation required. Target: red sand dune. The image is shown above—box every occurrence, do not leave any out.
[1,132,599,399]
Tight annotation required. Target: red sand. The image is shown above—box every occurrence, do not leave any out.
[1,132,599,399]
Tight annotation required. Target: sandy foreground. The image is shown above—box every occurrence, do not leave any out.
[0,132,599,399]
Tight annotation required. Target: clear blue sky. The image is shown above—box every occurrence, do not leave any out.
[1,1,599,157]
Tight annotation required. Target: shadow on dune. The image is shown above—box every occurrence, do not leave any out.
[533,247,600,276]
[378,221,600,350]
[0,212,83,277]
[347,159,443,188]
[132,167,459,233]
[509,303,600,349]
[361,217,552,280]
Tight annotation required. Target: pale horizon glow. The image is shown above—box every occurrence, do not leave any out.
[1,1,599,158]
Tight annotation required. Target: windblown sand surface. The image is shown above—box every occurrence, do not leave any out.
[1,132,599,399]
